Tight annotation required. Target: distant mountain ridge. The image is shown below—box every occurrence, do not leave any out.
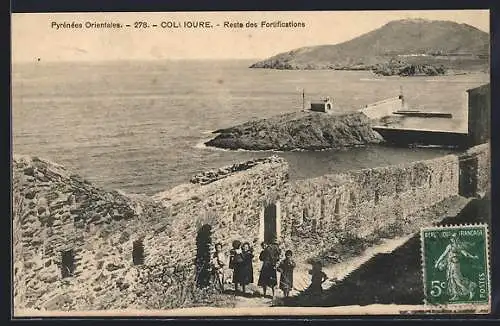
[250,19,489,73]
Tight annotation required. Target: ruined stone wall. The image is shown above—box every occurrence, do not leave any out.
[459,143,490,198]
[467,84,490,146]
[277,174,351,262]
[144,157,289,281]
[342,154,459,235]
[13,149,483,312]
[359,96,404,120]
[13,155,289,312]
[12,156,168,310]
[13,173,26,310]
[279,154,459,263]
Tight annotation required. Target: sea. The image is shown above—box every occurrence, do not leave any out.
[12,60,490,196]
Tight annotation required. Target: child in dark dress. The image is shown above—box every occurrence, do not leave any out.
[307,261,328,295]
[278,250,296,297]
[240,242,254,294]
[229,240,244,293]
[258,240,280,297]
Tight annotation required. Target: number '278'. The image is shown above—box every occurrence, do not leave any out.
[430,280,446,297]
[134,21,148,28]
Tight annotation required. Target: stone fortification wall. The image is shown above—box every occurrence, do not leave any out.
[459,143,490,198]
[359,96,404,120]
[13,155,289,311]
[278,154,459,263]
[146,156,289,270]
[189,157,283,185]
[12,156,170,310]
[146,154,459,288]
[13,144,488,311]
[13,185,26,310]
[341,154,459,235]
[276,174,351,262]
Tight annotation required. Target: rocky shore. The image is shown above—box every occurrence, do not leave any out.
[372,59,447,76]
[204,111,383,151]
[249,60,451,76]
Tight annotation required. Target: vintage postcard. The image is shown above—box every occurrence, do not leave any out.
[11,10,491,317]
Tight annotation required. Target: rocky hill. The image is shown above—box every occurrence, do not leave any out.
[204,111,383,151]
[250,19,489,73]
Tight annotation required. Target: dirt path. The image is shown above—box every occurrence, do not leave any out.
[294,235,414,291]
[233,235,413,308]
[234,295,273,308]
[233,196,473,308]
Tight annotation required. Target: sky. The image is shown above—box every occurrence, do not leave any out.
[11,10,489,62]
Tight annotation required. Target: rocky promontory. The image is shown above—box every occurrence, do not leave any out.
[204,111,383,151]
[250,19,489,73]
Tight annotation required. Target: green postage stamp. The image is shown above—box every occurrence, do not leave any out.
[421,224,490,308]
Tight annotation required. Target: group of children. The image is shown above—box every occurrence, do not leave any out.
[210,238,328,297]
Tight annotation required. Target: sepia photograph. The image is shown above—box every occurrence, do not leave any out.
[11,10,491,316]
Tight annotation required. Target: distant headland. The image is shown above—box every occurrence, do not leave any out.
[250,19,489,76]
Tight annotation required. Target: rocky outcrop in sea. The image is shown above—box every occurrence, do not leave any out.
[204,111,383,151]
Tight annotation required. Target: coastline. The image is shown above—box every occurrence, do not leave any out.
[248,65,485,77]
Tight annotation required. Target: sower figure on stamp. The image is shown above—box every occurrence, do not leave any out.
[258,238,281,297]
[434,233,479,301]
[278,249,296,297]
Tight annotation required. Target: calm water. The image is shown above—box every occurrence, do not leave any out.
[12,60,489,195]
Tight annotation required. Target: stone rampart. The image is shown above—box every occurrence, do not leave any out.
[12,144,489,311]
[459,143,490,198]
[359,96,404,120]
[278,154,459,262]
